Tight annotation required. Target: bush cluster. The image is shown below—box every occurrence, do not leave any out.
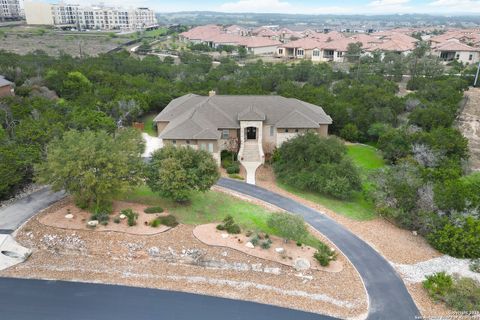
[216,215,241,234]
[121,208,138,227]
[313,243,337,267]
[144,206,164,214]
[423,272,480,312]
[273,133,361,200]
[226,163,240,174]
[267,212,307,242]
[157,215,179,227]
[470,259,480,274]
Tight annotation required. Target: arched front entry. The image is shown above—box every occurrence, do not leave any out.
[246,126,257,140]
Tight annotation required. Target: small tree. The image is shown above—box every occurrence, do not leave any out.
[267,212,307,242]
[225,137,239,162]
[36,129,144,211]
[146,145,219,202]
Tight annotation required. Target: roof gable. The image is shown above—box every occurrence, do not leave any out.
[237,106,266,121]
[275,110,320,128]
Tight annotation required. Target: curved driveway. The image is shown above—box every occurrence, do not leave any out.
[217,178,420,320]
[0,277,334,320]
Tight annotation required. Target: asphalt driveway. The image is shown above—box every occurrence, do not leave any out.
[217,178,420,320]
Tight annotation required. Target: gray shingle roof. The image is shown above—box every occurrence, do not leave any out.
[156,94,332,140]
[0,76,13,87]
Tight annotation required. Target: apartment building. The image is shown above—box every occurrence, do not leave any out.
[24,1,157,30]
[0,0,21,20]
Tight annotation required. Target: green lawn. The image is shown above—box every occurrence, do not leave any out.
[118,185,325,249]
[347,144,385,171]
[276,144,386,221]
[141,113,157,137]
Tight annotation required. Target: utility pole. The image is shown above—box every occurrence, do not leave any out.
[474,60,480,87]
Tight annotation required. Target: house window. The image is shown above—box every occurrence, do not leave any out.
[469,54,473,61]
[295,129,299,133]
[208,143,214,153]
[297,49,304,56]
[337,51,343,57]
[285,129,289,133]
[222,129,229,139]
[456,54,460,59]
[200,143,206,150]
[278,48,283,54]
[172,140,176,145]
[186,140,190,144]
[313,49,320,57]
[270,126,274,136]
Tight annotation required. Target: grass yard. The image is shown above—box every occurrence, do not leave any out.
[276,144,385,221]
[141,113,157,137]
[119,185,325,249]
[347,144,385,171]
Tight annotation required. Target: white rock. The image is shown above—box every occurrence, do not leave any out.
[412,231,418,236]
[221,234,229,239]
[251,263,263,272]
[245,242,254,249]
[264,267,281,275]
[119,214,126,220]
[294,258,311,271]
[275,247,285,254]
[87,220,99,227]
[64,214,74,219]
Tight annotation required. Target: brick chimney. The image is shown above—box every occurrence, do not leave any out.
[208,90,216,97]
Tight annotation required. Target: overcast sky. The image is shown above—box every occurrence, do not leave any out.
[40,0,480,14]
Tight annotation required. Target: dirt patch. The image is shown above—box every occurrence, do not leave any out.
[255,165,441,265]
[193,223,343,272]
[1,197,368,318]
[458,88,480,171]
[39,198,170,235]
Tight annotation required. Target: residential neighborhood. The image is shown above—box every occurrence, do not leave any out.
[0,1,480,320]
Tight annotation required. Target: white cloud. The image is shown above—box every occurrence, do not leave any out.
[219,0,293,13]
[427,0,480,12]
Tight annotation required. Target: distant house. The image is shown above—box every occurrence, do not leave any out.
[432,39,480,64]
[153,92,332,168]
[0,76,14,97]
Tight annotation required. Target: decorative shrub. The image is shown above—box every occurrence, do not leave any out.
[91,211,109,223]
[150,219,161,228]
[470,259,480,273]
[144,206,164,214]
[423,273,480,312]
[313,243,337,267]
[250,234,260,246]
[113,217,120,224]
[226,163,240,174]
[157,215,179,227]
[216,215,241,234]
[121,208,138,227]
[427,217,480,259]
[267,212,307,242]
[423,272,453,300]
[296,241,302,247]
[261,239,272,249]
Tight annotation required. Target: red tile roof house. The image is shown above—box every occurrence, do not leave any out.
[0,76,14,98]
[153,92,332,184]
[179,25,281,55]
[432,39,480,64]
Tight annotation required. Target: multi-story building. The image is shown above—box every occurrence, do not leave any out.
[24,1,157,30]
[0,0,22,20]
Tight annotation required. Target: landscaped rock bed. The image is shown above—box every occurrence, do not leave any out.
[193,223,343,272]
[1,198,368,319]
[39,199,171,235]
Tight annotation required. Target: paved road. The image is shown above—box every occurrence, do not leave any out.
[0,277,334,320]
[217,178,420,320]
[0,187,65,233]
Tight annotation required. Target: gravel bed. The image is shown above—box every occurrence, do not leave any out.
[392,255,480,283]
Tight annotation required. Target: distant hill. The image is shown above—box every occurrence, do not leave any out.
[156,11,480,30]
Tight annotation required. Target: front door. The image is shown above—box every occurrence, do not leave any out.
[246,127,256,140]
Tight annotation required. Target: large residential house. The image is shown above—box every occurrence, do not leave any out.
[24,1,157,30]
[0,0,21,20]
[432,39,480,64]
[153,93,332,183]
[0,75,14,97]
[180,25,281,55]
